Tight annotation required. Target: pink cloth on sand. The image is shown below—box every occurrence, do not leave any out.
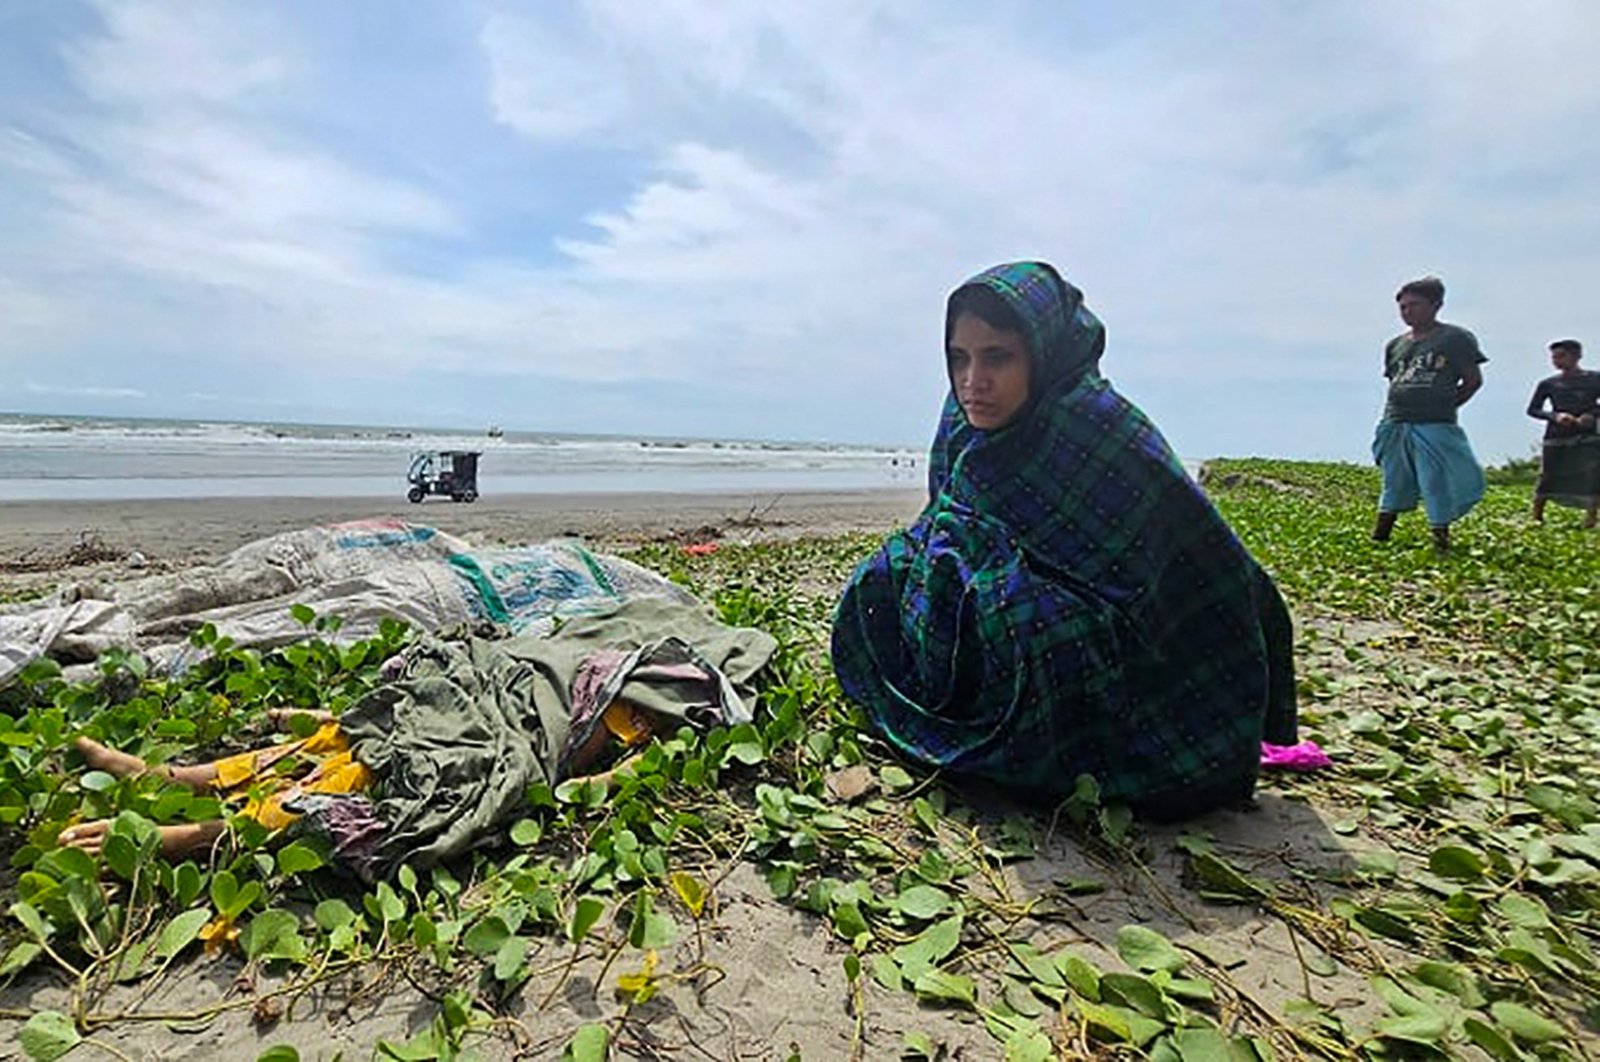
[1260,740,1332,772]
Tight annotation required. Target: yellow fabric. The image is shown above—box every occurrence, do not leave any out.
[602,702,653,748]
[210,723,371,831]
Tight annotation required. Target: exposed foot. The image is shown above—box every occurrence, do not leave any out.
[1371,512,1397,543]
[58,818,226,859]
[1431,527,1451,554]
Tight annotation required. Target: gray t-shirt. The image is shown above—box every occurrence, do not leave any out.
[1382,323,1486,424]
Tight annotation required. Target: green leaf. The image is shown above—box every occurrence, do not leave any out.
[1495,893,1552,929]
[627,892,678,950]
[831,901,870,942]
[375,881,406,923]
[902,1030,938,1059]
[1055,953,1101,1001]
[257,1048,301,1062]
[1075,998,1132,1043]
[276,840,325,876]
[842,953,861,982]
[1115,924,1185,974]
[1101,972,1167,1019]
[155,908,212,961]
[892,914,962,982]
[1411,961,1485,1008]
[1185,851,1269,901]
[912,968,975,1007]
[1003,1022,1054,1062]
[290,603,315,625]
[1428,844,1485,881]
[1356,848,1399,880]
[1442,890,1483,923]
[210,870,260,920]
[102,834,139,881]
[1462,1017,1525,1061]
[80,770,117,793]
[1172,1028,1248,1062]
[1489,1001,1566,1044]
[11,901,51,942]
[463,914,511,956]
[509,818,543,846]
[895,884,951,921]
[494,935,528,982]
[562,1023,610,1062]
[569,896,605,943]
[240,909,307,963]
[0,941,43,978]
[872,954,902,991]
[411,913,437,949]
[314,898,357,932]
[1376,1011,1448,1044]
[18,1010,80,1062]
[1008,942,1063,988]
[880,765,914,792]
[722,724,766,765]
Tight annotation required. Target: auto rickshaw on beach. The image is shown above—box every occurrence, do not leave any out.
[406,450,480,503]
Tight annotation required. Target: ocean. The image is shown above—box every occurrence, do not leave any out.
[0,414,926,502]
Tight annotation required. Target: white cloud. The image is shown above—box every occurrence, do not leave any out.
[25,382,146,399]
[481,10,626,139]
[2,1,1598,457]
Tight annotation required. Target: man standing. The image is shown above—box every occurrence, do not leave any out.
[1371,276,1487,553]
[1527,339,1600,529]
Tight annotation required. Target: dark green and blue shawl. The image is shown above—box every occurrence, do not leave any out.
[831,262,1296,815]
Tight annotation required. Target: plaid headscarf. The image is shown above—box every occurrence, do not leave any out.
[832,262,1296,814]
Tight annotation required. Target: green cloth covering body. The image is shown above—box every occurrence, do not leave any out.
[339,596,775,874]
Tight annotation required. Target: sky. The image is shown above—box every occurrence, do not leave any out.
[2,1,1598,461]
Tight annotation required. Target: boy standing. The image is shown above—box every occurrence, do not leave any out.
[1371,276,1487,553]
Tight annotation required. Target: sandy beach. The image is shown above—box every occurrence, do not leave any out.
[0,488,928,571]
[3,466,1595,1059]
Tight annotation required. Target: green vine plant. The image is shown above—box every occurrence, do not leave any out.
[1,465,1596,1060]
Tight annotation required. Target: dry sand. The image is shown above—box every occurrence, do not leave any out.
[0,489,1383,1061]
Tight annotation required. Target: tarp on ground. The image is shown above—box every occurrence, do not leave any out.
[0,519,699,688]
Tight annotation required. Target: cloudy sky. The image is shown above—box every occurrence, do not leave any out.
[2,1,1597,460]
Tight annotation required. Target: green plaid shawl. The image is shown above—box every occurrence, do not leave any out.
[831,263,1296,815]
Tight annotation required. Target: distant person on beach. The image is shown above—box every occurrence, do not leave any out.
[830,262,1297,820]
[1370,276,1487,553]
[1526,339,1600,528]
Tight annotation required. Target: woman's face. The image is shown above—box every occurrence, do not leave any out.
[947,313,1031,430]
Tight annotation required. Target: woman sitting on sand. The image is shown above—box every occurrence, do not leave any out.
[61,600,774,878]
[831,262,1297,818]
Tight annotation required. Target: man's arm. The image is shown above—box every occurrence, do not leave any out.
[1455,361,1483,407]
[1527,380,1554,421]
